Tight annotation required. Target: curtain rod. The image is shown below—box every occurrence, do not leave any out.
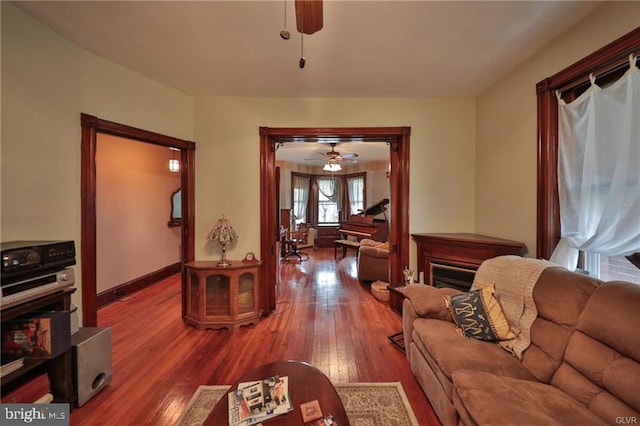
[555,52,639,96]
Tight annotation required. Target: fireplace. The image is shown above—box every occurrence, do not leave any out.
[430,262,476,292]
[398,233,526,312]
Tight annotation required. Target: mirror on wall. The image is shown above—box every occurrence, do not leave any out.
[168,188,181,227]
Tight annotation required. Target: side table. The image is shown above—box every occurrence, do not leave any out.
[184,261,262,330]
[387,284,408,352]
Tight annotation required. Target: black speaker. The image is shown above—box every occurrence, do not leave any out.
[71,327,112,407]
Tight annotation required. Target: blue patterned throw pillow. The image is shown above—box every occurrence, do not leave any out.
[444,283,515,341]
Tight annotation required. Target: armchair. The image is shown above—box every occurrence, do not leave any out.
[356,239,390,282]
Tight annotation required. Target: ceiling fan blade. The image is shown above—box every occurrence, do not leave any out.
[340,152,359,159]
[295,0,323,35]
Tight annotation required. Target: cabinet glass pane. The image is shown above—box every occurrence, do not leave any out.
[205,274,230,317]
[188,273,199,316]
[238,272,255,315]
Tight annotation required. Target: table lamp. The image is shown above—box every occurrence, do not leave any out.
[207,215,239,267]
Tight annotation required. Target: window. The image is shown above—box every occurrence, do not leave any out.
[292,172,366,225]
[292,174,311,225]
[317,177,340,224]
[585,254,640,285]
[537,28,640,284]
[346,175,365,215]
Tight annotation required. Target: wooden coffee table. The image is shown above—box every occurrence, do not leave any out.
[204,360,349,425]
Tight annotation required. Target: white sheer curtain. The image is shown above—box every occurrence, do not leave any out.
[551,56,640,270]
[317,177,342,222]
[346,175,365,215]
[292,174,310,224]
[318,177,341,201]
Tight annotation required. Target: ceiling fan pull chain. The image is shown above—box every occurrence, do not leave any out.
[280,0,290,40]
[299,0,306,68]
[300,33,306,68]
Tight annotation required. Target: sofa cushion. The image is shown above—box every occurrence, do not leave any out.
[520,267,600,383]
[444,283,515,341]
[452,370,607,426]
[550,282,640,424]
[411,318,534,400]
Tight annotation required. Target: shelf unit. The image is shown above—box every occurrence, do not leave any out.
[1,288,76,406]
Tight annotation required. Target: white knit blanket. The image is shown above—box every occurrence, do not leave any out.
[471,255,556,359]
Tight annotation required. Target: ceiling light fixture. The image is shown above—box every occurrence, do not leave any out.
[169,148,180,172]
[323,158,341,172]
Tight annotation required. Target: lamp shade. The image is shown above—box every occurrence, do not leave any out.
[323,162,341,172]
[168,158,180,172]
[169,148,180,172]
[207,215,239,245]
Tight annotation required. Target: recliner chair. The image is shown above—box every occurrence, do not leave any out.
[356,239,390,282]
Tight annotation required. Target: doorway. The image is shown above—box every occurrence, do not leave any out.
[259,126,411,313]
[80,113,196,327]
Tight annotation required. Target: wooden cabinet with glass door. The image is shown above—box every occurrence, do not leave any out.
[184,260,262,330]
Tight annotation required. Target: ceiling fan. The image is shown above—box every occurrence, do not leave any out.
[305,143,359,164]
[295,0,323,35]
[280,0,323,68]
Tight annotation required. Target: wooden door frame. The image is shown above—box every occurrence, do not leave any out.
[80,113,196,326]
[259,126,411,313]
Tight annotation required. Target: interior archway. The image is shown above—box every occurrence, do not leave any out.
[259,126,411,313]
[80,113,196,326]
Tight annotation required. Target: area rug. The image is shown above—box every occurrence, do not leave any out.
[176,382,419,426]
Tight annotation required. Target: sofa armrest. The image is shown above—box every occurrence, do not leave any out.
[398,284,462,320]
[401,285,462,363]
[402,298,419,363]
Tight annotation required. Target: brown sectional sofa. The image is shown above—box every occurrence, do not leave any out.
[401,256,640,425]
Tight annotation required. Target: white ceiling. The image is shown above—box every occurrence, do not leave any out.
[15,0,600,99]
[276,141,389,165]
[13,0,601,164]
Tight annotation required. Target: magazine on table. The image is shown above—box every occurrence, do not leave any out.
[228,375,292,426]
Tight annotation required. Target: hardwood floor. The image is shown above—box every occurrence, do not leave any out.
[70,248,440,425]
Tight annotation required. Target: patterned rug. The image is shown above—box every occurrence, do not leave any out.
[176,382,419,425]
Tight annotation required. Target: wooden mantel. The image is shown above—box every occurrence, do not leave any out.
[412,233,526,285]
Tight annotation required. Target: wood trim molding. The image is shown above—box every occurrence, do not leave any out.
[80,113,196,326]
[260,126,410,313]
[96,262,181,307]
[536,28,640,260]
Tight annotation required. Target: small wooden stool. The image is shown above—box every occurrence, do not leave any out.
[333,239,360,259]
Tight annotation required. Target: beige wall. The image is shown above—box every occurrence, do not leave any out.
[475,2,640,257]
[194,97,476,264]
[1,3,194,321]
[96,135,181,293]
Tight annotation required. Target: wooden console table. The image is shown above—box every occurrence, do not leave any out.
[184,261,262,330]
[412,233,526,290]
